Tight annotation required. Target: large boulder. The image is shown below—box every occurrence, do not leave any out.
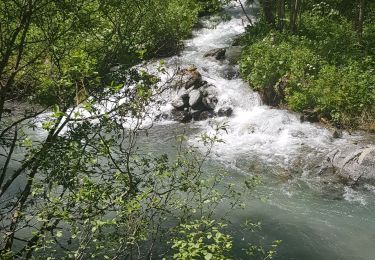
[168,69,220,122]
[173,67,202,90]
[324,146,375,186]
[204,48,226,60]
[189,89,204,110]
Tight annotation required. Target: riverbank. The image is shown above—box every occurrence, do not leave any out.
[238,1,375,132]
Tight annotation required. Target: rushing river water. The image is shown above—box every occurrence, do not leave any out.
[140,3,375,259]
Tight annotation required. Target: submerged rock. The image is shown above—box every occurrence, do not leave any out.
[199,110,215,121]
[221,66,239,80]
[204,48,226,60]
[225,46,242,65]
[218,107,233,117]
[171,109,192,123]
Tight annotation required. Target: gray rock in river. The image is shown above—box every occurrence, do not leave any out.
[189,89,204,109]
[218,107,233,117]
[171,109,192,123]
[172,67,202,90]
[199,110,215,121]
[221,66,240,79]
[172,95,189,110]
[204,48,226,60]
[202,95,218,110]
[167,67,220,123]
[325,146,375,186]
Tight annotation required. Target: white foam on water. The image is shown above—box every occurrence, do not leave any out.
[343,187,367,205]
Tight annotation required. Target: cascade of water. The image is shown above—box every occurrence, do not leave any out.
[150,3,373,174]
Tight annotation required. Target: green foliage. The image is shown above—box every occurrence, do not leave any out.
[308,63,375,127]
[240,34,322,91]
[0,0,202,109]
[171,219,232,260]
[240,1,375,129]
[197,0,227,15]
[299,11,360,64]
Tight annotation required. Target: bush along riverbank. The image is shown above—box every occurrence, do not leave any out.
[239,1,375,132]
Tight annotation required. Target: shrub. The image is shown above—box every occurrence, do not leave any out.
[240,34,322,92]
[299,12,360,65]
[310,63,375,127]
[196,0,228,15]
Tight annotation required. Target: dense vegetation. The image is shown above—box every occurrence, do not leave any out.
[240,0,375,131]
[0,0,280,259]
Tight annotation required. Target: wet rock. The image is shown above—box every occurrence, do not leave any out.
[259,76,288,107]
[173,67,202,90]
[332,129,343,139]
[109,64,121,72]
[300,109,320,123]
[171,109,192,123]
[324,146,375,187]
[204,48,226,60]
[3,108,12,114]
[199,110,215,121]
[358,147,375,167]
[218,107,233,117]
[190,109,203,121]
[155,113,169,121]
[225,46,242,65]
[221,66,239,80]
[172,96,189,110]
[172,90,190,110]
[190,109,215,121]
[189,89,204,109]
[202,95,218,110]
[201,84,217,97]
[177,88,191,98]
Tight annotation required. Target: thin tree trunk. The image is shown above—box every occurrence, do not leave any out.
[238,0,253,26]
[262,0,275,26]
[357,0,364,39]
[277,0,285,31]
[290,0,300,32]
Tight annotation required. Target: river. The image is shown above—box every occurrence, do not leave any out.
[140,2,375,259]
[2,2,375,259]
